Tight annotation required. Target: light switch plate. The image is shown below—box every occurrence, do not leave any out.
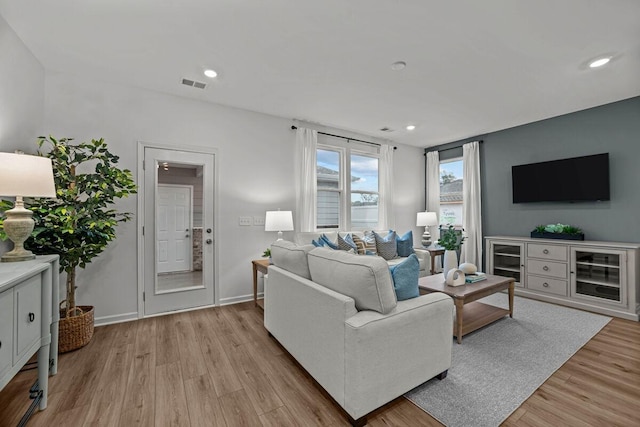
[253,216,265,226]
[239,216,252,226]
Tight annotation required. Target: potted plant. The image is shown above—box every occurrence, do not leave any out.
[0,136,137,352]
[531,223,584,240]
[437,225,465,275]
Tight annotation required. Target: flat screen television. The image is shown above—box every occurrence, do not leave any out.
[512,153,610,203]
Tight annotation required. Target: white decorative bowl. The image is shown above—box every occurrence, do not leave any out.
[458,263,477,274]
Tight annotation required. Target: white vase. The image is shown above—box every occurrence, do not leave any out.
[443,250,459,276]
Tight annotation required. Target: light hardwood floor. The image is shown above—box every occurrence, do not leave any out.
[1,302,639,426]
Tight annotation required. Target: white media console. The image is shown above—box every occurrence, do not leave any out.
[486,236,639,321]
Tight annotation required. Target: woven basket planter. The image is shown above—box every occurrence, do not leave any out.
[58,305,95,353]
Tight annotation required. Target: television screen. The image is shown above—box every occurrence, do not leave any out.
[512,153,610,203]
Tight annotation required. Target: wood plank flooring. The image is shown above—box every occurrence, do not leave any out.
[1,302,639,426]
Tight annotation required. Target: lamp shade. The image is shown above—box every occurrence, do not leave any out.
[0,153,56,197]
[416,211,438,227]
[265,210,294,232]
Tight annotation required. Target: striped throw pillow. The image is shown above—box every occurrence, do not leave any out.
[351,234,367,255]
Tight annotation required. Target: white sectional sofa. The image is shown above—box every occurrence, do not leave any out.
[264,241,453,426]
[293,231,432,277]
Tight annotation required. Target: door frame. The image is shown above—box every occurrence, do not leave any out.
[136,141,220,319]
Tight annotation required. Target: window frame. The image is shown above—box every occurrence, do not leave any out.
[316,142,380,231]
[439,156,464,228]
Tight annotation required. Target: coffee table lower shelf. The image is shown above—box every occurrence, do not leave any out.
[456,301,510,338]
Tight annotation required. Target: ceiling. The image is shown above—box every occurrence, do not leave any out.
[1,1,639,148]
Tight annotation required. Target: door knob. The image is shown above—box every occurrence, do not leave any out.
[206,228,212,233]
[185,234,190,238]
[206,239,213,244]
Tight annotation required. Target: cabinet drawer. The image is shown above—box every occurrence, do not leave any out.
[15,275,42,363]
[527,275,567,296]
[527,243,567,261]
[527,259,567,279]
[0,288,13,378]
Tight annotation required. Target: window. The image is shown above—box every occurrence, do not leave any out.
[439,158,463,226]
[316,144,379,230]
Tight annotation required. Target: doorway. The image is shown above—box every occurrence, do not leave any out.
[139,145,217,316]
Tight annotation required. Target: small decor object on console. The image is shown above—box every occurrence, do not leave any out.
[530,223,585,240]
[458,262,477,275]
[445,269,466,286]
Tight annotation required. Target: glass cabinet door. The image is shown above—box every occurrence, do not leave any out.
[571,248,626,305]
[490,242,524,287]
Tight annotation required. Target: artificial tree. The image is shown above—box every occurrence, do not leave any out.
[0,136,137,315]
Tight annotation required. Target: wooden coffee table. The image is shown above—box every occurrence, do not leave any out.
[419,273,515,344]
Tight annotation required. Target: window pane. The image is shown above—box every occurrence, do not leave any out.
[351,154,379,229]
[351,192,378,229]
[317,149,341,189]
[439,159,463,226]
[318,190,339,229]
[317,149,341,228]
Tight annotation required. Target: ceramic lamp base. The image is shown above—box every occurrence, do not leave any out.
[421,229,432,247]
[1,202,36,263]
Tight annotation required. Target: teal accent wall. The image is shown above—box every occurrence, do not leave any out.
[445,96,640,243]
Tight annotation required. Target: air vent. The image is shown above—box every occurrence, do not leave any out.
[181,78,207,89]
[379,127,394,132]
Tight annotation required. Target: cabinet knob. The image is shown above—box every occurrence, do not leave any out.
[206,239,213,244]
[543,249,549,254]
[543,266,549,271]
[28,312,35,322]
[543,282,549,287]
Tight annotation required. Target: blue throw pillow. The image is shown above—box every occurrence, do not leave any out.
[389,254,420,300]
[396,230,415,257]
[311,239,324,247]
[373,231,397,260]
[320,234,338,250]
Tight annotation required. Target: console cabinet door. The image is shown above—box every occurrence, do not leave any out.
[487,240,525,287]
[570,247,627,307]
[0,289,13,379]
[14,275,42,363]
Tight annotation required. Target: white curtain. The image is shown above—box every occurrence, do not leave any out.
[295,127,317,232]
[461,141,482,268]
[426,151,441,243]
[379,144,394,230]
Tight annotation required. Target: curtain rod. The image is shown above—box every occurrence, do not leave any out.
[291,126,397,150]
[426,140,484,154]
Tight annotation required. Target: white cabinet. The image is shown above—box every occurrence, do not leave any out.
[486,236,639,321]
[0,255,60,414]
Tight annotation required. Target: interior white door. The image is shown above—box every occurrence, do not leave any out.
[157,185,192,274]
[144,147,215,316]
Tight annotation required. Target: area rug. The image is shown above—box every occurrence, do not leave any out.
[405,294,611,427]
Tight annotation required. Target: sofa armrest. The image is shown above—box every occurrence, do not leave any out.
[343,293,453,419]
[413,248,431,276]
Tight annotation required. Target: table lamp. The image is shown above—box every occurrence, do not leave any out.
[265,210,294,241]
[416,211,438,247]
[0,152,57,262]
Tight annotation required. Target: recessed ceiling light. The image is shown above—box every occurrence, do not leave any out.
[391,61,406,71]
[204,69,218,78]
[406,125,416,131]
[589,57,610,68]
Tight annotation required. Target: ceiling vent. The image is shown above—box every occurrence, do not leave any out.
[379,127,394,132]
[181,78,207,89]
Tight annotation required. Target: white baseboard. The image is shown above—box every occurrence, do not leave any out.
[219,293,262,306]
[94,311,139,326]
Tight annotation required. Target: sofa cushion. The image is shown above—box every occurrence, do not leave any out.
[389,254,420,301]
[308,248,397,314]
[373,231,398,260]
[271,241,316,279]
[395,230,415,257]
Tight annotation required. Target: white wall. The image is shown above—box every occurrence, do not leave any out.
[0,14,45,255]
